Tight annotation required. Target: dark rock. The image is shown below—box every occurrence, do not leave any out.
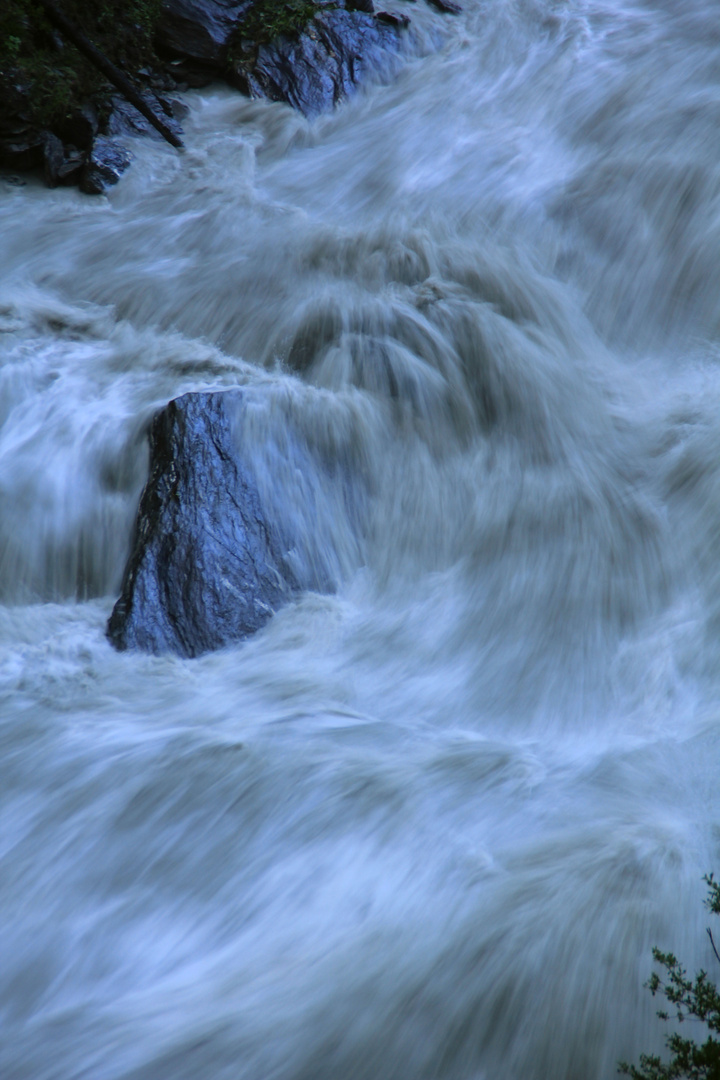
[0,87,44,171]
[347,0,375,11]
[108,391,301,657]
[166,96,190,120]
[108,388,364,657]
[42,132,65,187]
[56,103,99,150]
[0,132,44,171]
[156,0,253,66]
[163,61,217,88]
[4,125,85,188]
[376,11,410,27]
[80,136,132,195]
[106,92,185,143]
[247,8,409,117]
[427,0,461,12]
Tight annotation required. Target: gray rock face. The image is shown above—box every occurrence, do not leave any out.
[157,0,253,65]
[242,8,408,116]
[108,391,302,657]
[80,137,133,195]
[106,93,185,143]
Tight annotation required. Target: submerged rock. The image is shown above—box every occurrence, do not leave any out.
[108,391,301,657]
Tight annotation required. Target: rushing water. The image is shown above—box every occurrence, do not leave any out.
[2,0,720,1076]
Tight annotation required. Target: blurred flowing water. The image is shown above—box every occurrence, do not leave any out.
[2,0,720,1076]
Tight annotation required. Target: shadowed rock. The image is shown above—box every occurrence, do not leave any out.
[106,92,186,143]
[157,0,254,65]
[427,0,461,12]
[0,84,44,171]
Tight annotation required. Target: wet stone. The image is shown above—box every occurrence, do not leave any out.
[249,8,409,117]
[106,93,185,143]
[80,137,132,195]
[108,391,300,658]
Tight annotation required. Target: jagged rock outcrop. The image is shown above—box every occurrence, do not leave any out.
[108,387,366,657]
[42,131,84,186]
[109,390,338,657]
[156,0,253,66]
[157,0,413,116]
[238,7,408,117]
[106,92,186,143]
[80,136,133,194]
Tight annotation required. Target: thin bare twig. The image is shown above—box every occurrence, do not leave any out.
[707,927,720,965]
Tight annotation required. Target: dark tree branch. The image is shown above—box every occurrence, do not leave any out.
[707,927,720,966]
[35,0,184,149]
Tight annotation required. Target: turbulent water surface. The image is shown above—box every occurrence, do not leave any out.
[3,1,720,1077]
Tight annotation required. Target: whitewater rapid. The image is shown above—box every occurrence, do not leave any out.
[2,0,720,1077]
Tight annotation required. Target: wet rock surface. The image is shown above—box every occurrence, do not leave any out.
[106,92,186,143]
[244,8,408,116]
[108,391,302,658]
[80,136,133,194]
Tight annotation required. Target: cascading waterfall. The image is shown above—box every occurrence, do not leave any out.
[2,0,720,1077]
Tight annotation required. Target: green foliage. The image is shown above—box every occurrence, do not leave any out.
[234,0,333,49]
[619,876,720,1080]
[0,0,162,128]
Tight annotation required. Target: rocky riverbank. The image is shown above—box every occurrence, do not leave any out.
[0,0,445,194]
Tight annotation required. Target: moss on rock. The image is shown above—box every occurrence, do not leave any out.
[0,0,162,132]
